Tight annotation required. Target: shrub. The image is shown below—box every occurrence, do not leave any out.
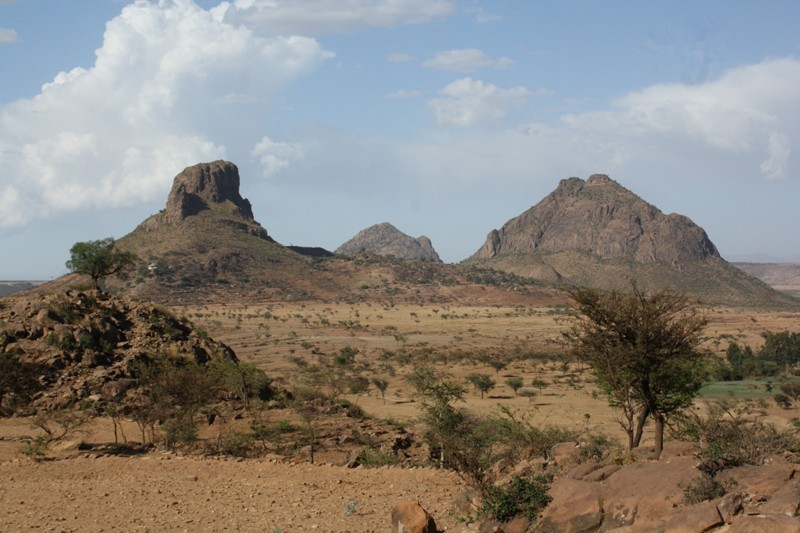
[217,430,254,458]
[774,393,792,409]
[682,474,734,505]
[671,400,800,467]
[481,475,552,522]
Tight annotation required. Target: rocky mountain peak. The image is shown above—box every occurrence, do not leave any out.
[473,174,719,265]
[165,160,255,224]
[336,222,442,262]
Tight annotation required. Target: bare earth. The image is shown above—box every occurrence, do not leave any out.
[0,454,467,532]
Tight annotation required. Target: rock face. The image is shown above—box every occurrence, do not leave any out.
[165,160,255,223]
[473,174,719,265]
[336,223,442,262]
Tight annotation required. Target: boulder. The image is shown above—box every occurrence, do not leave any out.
[725,513,800,532]
[599,457,698,530]
[391,500,437,533]
[661,500,724,532]
[535,478,603,533]
[716,464,795,502]
[758,478,800,516]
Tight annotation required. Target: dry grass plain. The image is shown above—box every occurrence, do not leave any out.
[179,301,800,442]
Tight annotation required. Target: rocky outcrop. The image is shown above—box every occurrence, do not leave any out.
[0,290,236,413]
[337,223,442,262]
[472,174,719,265]
[165,160,254,223]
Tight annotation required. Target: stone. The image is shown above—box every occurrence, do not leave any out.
[716,464,795,502]
[535,478,603,533]
[717,492,744,524]
[502,516,532,533]
[725,513,800,532]
[661,500,724,532]
[391,500,437,533]
[759,478,800,516]
[599,457,699,531]
[583,464,621,483]
[549,442,580,467]
[566,461,603,480]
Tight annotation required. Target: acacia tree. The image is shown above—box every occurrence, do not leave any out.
[66,237,136,290]
[563,284,708,459]
[467,373,496,399]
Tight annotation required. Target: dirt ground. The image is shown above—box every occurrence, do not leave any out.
[0,453,468,532]
[1,302,798,532]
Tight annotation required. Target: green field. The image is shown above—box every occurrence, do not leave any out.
[698,379,775,399]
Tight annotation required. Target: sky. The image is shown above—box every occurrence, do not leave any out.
[2,1,800,280]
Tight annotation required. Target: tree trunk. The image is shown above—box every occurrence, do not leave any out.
[653,413,665,459]
[632,406,649,448]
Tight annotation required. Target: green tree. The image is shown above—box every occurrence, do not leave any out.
[371,376,389,404]
[564,285,708,459]
[505,376,524,397]
[467,373,496,399]
[66,237,136,290]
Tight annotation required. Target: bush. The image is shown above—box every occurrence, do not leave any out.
[774,393,792,409]
[481,475,552,522]
[671,400,800,467]
[682,474,734,505]
[217,430,254,457]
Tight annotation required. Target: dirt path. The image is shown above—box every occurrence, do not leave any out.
[0,454,468,532]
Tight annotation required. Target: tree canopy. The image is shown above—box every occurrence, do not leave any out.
[564,284,708,459]
[66,238,136,290]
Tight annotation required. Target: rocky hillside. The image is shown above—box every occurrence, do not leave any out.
[0,290,236,413]
[465,174,798,307]
[336,222,442,262]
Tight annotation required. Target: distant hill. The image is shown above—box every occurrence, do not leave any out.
[0,281,38,297]
[734,263,800,298]
[464,174,798,308]
[113,160,347,302]
[98,161,560,306]
[336,223,442,262]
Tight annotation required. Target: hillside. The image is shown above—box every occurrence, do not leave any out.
[465,174,798,308]
[734,263,800,298]
[336,222,442,262]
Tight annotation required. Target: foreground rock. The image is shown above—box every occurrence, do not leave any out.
[530,444,800,532]
[391,500,437,533]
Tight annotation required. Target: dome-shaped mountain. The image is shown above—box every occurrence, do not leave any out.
[473,174,718,264]
[465,174,796,307]
[336,223,442,262]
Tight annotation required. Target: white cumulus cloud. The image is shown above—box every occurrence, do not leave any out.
[387,89,421,99]
[252,136,305,177]
[422,48,515,72]
[0,27,17,43]
[428,78,531,127]
[219,0,454,36]
[761,132,791,180]
[387,52,414,63]
[0,0,332,229]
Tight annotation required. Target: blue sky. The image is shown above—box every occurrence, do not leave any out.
[2,0,800,279]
